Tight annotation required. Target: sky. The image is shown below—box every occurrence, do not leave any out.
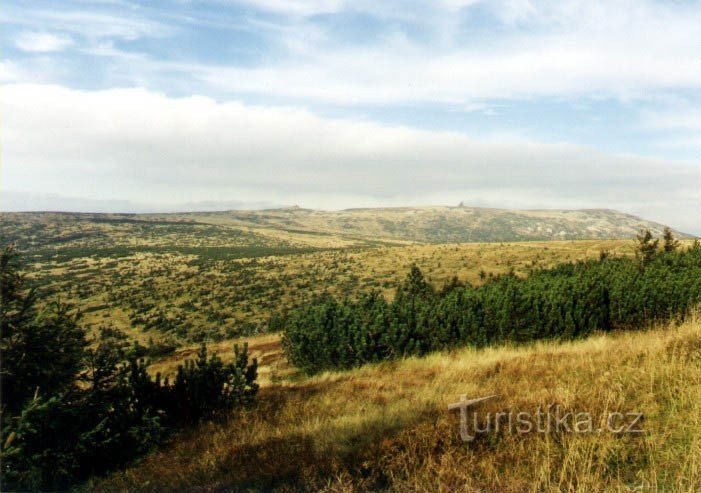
[1,0,700,233]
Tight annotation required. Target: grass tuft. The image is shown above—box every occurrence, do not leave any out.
[91,315,701,492]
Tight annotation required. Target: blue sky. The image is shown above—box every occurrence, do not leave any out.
[2,0,701,232]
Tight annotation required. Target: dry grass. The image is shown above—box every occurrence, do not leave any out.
[91,315,701,492]
[29,238,650,346]
[136,239,651,374]
[148,333,291,386]
[139,239,699,373]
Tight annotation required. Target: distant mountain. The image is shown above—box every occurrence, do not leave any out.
[181,205,689,243]
[1,206,690,250]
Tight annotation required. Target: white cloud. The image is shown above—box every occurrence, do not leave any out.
[0,60,25,81]
[192,0,701,105]
[5,1,701,107]
[196,44,701,105]
[644,108,701,132]
[15,31,73,52]
[234,0,344,16]
[2,6,171,43]
[3,83,700,232]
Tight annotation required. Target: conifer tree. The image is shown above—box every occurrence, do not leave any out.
[401,265,433,298]
[662,227,680,253]
[1,244,87,414]
[636,229,659,264]
[1,245,259,490]
[282,244,701,374]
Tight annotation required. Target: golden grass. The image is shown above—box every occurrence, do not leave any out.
[91,315,701,492]
[135,239,696,373]
[147,332,291,386]
[30,239,654,349]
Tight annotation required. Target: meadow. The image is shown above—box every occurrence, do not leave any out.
[2,210,698,492]
[20,235,645,345]
[91,314,701,492]
[1,210,678,348]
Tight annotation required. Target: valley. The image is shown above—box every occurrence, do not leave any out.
[2,206,699,492]
[0,207,683,347]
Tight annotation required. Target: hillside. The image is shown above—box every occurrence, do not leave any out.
[0,206,692,345]
[166,205,686,243]
[91,315,701,492]
[3,211,699,492]
[0,206,687,253]
[10,239,648,345]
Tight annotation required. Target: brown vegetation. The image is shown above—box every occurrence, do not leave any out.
[91,315,701,492]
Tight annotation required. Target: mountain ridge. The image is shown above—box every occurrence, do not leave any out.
[176,205,690,243]
[1,205,691,247]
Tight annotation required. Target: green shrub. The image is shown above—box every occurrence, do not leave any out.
[0,244,259,491]
[283,239,701,374]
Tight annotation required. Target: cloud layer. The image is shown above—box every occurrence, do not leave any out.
[5,1,701,105]
[14,31,73,52]
[3,83,700,233]
[194,0,701,105]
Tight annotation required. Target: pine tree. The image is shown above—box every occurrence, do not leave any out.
[1,245,260,490]
[402,265,433,298]
[662,227,680,253]
[636,229,659,264]
[281,245,701,374]
[1,244,87,414]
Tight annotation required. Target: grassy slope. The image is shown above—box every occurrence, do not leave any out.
[92,316,701,492]
[1,207,690,344]
[166,206,687,243]
[1,206,686,254]
[22,240,645,344]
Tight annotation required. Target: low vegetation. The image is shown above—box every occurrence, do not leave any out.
[8,238,650,345]
[0,245,259,491]
[4,209,672,347]
[1,213,699,491]
[90,314,701,492]
[283,234,701,373]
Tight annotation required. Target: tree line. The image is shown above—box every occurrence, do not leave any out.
[282,230,701,374]
[0,244,259,491]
